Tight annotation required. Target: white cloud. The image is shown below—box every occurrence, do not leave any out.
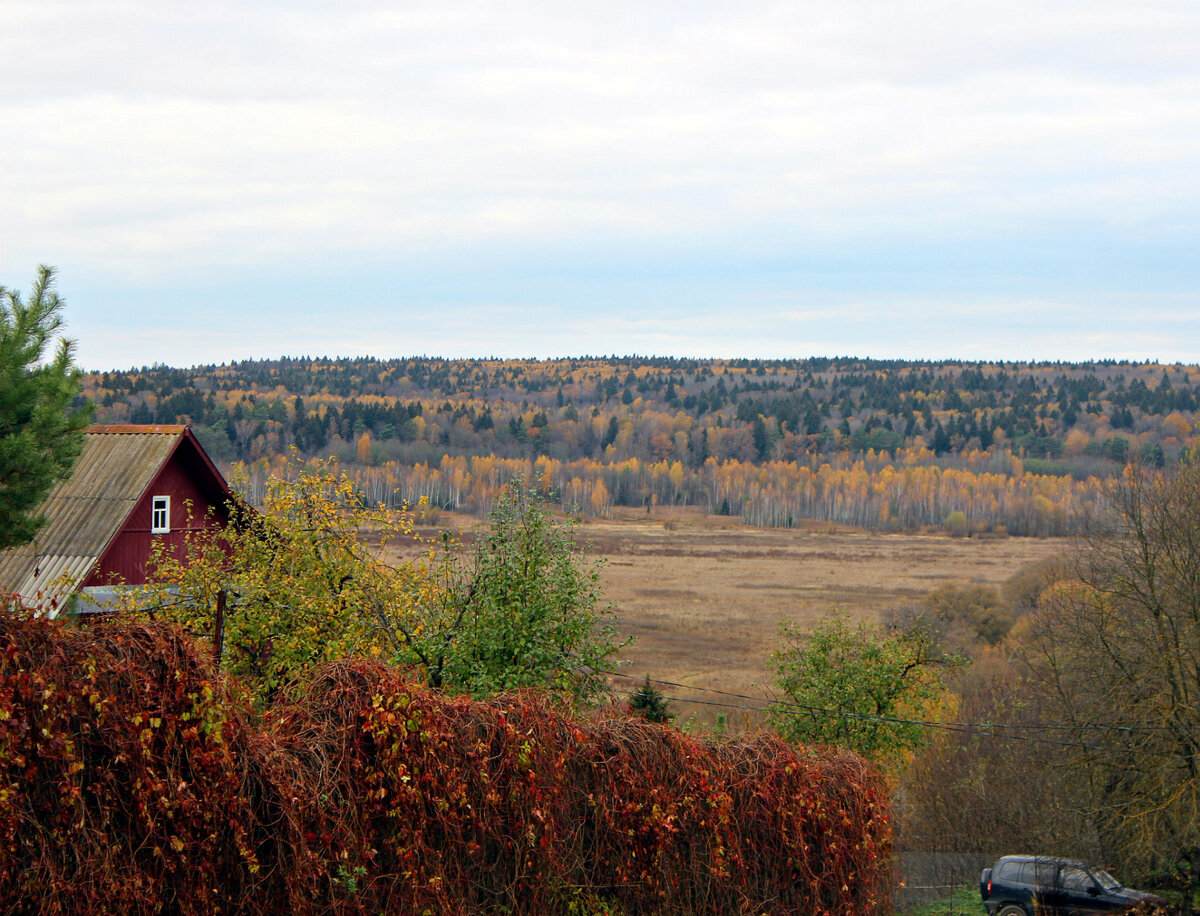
[2,1,1199,364]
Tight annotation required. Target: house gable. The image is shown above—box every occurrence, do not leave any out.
[0,425,238,611]
[83,430,235,588]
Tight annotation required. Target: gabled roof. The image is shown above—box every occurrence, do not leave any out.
[0,425,232,608]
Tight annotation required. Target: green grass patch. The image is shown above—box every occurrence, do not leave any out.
[898,885,985,916]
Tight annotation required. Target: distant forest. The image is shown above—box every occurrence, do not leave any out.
[84,356,1200,536]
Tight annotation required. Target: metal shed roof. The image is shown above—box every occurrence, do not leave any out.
[0,426,186,609]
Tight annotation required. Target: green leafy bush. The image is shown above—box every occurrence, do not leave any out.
[417,476,624,702]
[770,615,958,769]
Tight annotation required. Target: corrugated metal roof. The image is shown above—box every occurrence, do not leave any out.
[0,427,183,608]
[6,555,97,611]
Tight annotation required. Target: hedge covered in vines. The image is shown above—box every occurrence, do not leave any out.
[0,614,891,915]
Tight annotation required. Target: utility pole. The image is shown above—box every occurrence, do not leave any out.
[212,588,226,668]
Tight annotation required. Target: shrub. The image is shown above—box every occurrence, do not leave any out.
[0,614,893,915]
[770,614,957,770]
[942,509,967,536]
[0,611,318,915]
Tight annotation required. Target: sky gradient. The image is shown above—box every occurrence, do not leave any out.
[3,1,1199,370]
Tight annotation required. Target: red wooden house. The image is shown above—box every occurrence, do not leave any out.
[0,425,238,615]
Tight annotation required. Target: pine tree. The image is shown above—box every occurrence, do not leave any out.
[0,266,92,549]
[629,675,673,723]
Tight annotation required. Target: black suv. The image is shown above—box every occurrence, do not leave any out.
[980,855,1163,915]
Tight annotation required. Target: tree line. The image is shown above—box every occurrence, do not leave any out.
[82,355,1200,534]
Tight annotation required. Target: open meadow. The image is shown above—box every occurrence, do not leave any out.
[400,508,1065,728]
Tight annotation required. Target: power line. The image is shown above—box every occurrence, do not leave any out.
[600,667,1171,729]
[612,688,1185,759]
[606,670,1188,758]
[602,669,1174,733]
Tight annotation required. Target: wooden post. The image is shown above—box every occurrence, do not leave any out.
[213,588,226,668]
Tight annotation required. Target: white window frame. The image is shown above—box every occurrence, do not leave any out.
[151,495,170,534]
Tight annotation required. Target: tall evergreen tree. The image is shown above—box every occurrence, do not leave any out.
[752,415,770,460]
[0,266,92,549]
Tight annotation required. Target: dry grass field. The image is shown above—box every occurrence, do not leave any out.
[397,508,1065,728]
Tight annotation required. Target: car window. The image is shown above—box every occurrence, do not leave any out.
[997,861,1020,881]
[1060,866,1093,890]
[1034,861,1058,886]
[1092,869,1121,891]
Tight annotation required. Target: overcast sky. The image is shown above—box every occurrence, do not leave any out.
[3,1,1199,370]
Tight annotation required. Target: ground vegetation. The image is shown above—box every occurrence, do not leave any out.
[0,612,893,915]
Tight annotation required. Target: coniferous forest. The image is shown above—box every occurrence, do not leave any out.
[85,356,1200,535]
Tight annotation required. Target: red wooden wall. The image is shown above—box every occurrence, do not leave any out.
[83,440,232,588]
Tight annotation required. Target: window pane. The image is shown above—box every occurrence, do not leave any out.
[1061,867,1091,890]
[152,496,169,532]
[1093,870,1121,890]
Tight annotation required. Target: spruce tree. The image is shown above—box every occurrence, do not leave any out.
[629,675,673,723]
[0,266,92,549]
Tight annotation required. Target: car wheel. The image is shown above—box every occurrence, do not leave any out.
[996,906,1028,916]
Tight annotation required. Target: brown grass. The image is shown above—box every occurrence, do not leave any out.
[393,508,1065,729]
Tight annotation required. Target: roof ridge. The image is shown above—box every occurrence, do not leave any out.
[87,424,187,435]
